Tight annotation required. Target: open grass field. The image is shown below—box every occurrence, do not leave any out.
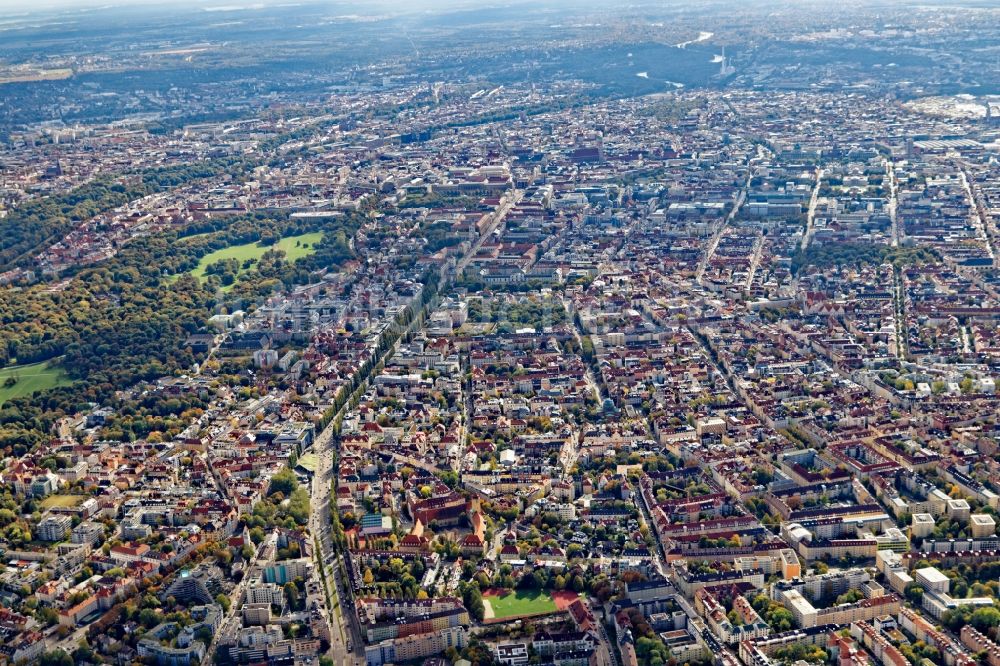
[482,589,573,621]
[40,495,87,510]
[0,68,73,84]
[188,232,324,281]
[0,360,73,406]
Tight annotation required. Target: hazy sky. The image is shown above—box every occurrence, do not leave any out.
[0,0,185,12]
[0,0,932,17]
[0,0,349,14]
[0,0,514,18]
[0,0,445,11]
[0,0,743,16]
[0,0,159,9]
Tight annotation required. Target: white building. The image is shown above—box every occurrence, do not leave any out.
[970,514,996,538]
[911,513,935,539]
[946,499,971,522]
[37,514,72,542]
[914,567,949,594]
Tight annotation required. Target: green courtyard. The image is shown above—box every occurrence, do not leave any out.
[483,589,562,620]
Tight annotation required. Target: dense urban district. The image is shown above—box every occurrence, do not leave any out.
[2,3,1000,666]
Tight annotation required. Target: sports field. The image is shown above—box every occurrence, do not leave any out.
[482,589,577,621]
[188,232,324,281]
[40,495,87,510]
[0,360,73,405]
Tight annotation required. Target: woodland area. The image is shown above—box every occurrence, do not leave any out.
[0,207,362,455]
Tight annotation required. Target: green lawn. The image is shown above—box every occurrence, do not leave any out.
[40,494,87,509]
[188,232,325,282]
[0,360,74,406]
[485,590,559,619]
[296,453,319,473]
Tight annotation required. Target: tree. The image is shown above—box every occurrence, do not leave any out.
[269,467,298,496]
[401,573,418,598]
[286,487,310,525]
[533,568,548,589]
[835,589,864,605]
[195,625,214,645]
[904,583,924,604]
[36,607,58,627]
[766,607,794,632]
[943,605,973,632]
[284,582,300,611]
[215,593,231,613]
[138,608,160,629]
[39,651,73,666]
[67,591,90,606]
[971,607,1000,632]
[464,585,485,621]
[71,643,96,664]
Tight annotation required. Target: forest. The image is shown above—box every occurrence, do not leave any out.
[0,210,362,455]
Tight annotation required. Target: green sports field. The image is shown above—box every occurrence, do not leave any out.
[0,360,73,406]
